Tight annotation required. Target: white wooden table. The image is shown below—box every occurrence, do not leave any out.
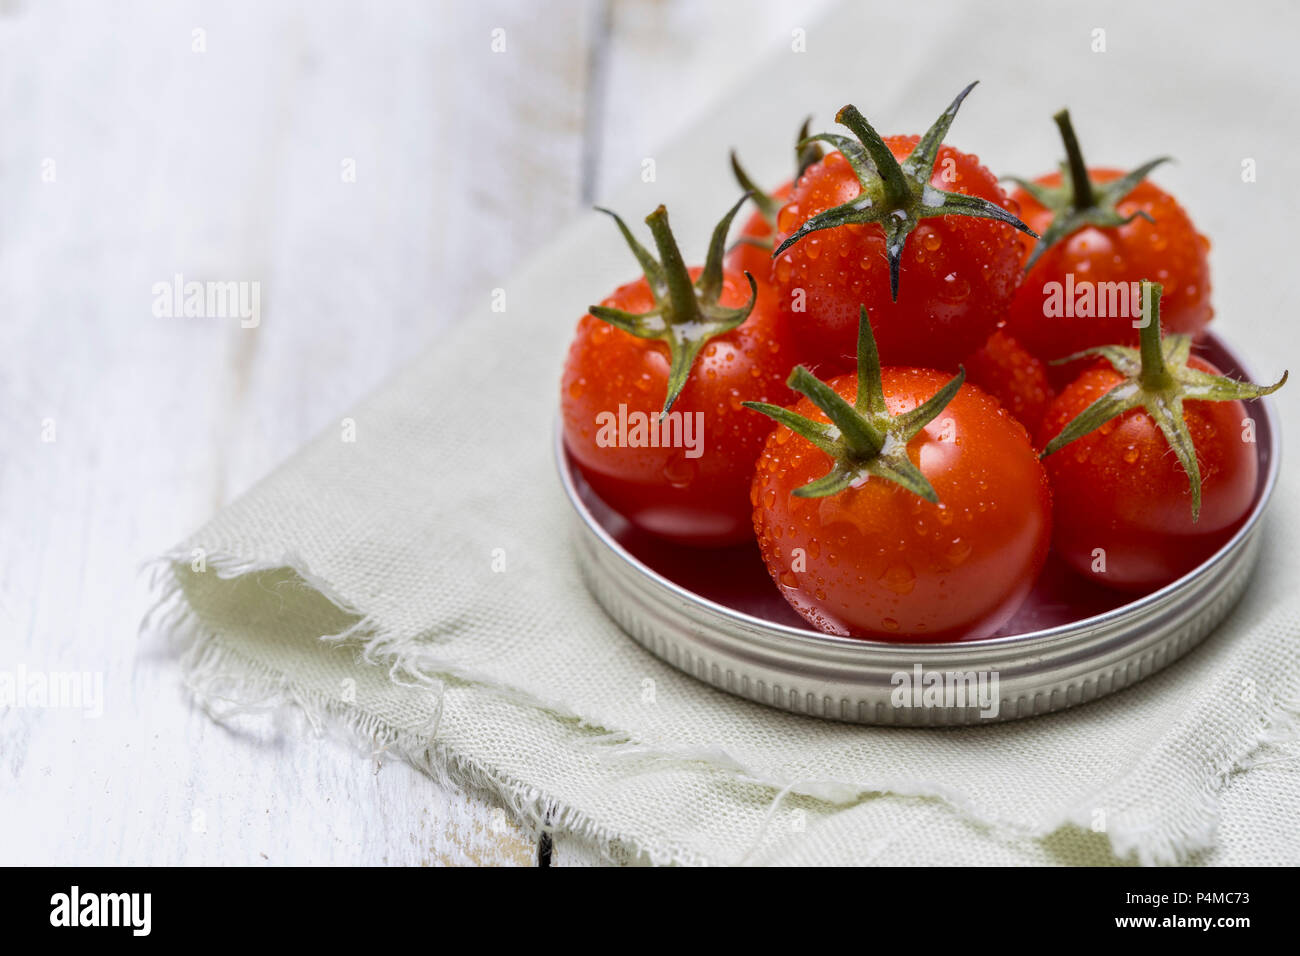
[0,0,832,866]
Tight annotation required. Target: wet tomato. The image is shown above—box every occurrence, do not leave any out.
[770,84,1033,375]
[562,201,797,547]
[1038,282,1283,593]
[962,330,1055,437]
[746,309,1051,641]
[1004,110,1212,371]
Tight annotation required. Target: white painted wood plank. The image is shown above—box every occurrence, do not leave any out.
[0,0,594,867]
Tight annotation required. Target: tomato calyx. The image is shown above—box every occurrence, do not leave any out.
[744,306,964,501]
[772,81,1037,300]
[729,117,825,244]
[1040,280,1287,520]
[1007,109,1171,270]
[590,197,758,416]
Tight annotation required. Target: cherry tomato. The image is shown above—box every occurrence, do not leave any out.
[962,330,1055,437]
[1038,359,1254,592]
[727,181,792,281]
[1004,111,1212,371]
[562,204,797,547]
[726,118,824,282]
[771,86,1031,375]
[747,310,1051,641]
[1037,281,1283,593]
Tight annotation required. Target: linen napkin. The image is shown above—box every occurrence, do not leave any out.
[150,0,1300,865]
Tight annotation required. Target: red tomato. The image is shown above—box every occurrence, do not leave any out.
[747,312,1051,642]
[1006,172,1212,367]
[1038,358,1254,592]
[1003,111,1212,370]
[562,206,797,547]
[962,330,1055,437]
[727,181,792,281]
[772,133,1027,373]
[726,119,824,281]
[1036,280,1283,593]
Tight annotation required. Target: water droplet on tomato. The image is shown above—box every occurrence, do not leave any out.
[879,562,916,595]
[941,272,971,301]
[662,452,696,488]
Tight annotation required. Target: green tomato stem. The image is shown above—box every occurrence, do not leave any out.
[590,198,757,416]
[744,306,962,503]
[1137,282,1174,391]
[1053,109,1095,210]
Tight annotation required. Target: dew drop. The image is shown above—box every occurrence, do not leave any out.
[941,272,971,301]
[879,562,916,595]
[663,451,696,488]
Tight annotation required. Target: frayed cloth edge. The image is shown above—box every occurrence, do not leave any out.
[144,550,1300,866]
